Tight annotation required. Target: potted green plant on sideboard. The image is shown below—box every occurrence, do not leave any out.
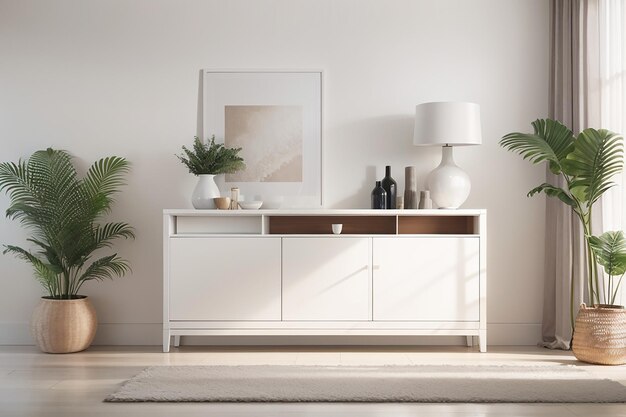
[176,136,245,209]
[500,119,626,364]
[0,148,134,353]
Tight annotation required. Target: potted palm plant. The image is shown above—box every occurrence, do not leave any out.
[500,119,626,363]
[176,136,245,209]
[0,148,134,353]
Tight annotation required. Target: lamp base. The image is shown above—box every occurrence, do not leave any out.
[427,146,471,209]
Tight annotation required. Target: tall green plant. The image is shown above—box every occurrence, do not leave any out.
[500,119,623,325]
[0,148,134,299]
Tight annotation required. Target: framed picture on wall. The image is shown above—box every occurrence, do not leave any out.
[202,70,323,208]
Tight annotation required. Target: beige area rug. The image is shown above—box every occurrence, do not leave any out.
[105,365,626,403]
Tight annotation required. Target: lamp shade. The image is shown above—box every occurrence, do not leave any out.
[413,102,482,146]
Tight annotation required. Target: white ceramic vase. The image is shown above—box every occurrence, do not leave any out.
[191,174,220,209]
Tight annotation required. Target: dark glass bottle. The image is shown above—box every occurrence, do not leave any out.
[371,181,387,209]
[381,165,397,209]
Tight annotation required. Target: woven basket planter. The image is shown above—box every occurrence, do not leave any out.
[31,296,97,354]
[572,303,626,365]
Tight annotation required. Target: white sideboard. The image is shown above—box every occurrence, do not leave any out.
[163,209,487,352]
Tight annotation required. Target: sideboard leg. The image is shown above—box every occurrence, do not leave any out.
[479,330,487,352]
[466,336,473,347]
[163,330,170,353]
[174,335,181,347]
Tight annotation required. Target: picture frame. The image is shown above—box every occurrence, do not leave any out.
[202,69,323,208]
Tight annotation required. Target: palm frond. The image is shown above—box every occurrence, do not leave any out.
[82,156,130,213]
[562,129,623,205]
[527,183,576,208]
[589,231,626,277]
[77,254,130,284]
[589,231,626,304]
[26,238,63,270]
[499,119,575,174]
[93,222,135,248]
[0,161,41,224]
[3,245,61,295]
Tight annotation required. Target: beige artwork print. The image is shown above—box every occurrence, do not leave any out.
[225,105,303,182]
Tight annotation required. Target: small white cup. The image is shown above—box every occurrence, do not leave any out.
[332,223,343,235]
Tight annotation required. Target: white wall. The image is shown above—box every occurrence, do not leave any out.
[0,0,548,345]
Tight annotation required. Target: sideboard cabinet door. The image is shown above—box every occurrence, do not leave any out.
[373,237,480,321]
[169,237,281,321]
[282,237,370,321]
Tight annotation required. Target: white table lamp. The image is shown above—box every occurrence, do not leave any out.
[413,102,482,209]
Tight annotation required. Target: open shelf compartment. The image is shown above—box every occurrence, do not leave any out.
[397,215,476,234]
[176,215,263,234]
[268,215,396,235]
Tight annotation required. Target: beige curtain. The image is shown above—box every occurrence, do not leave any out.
[544,0,625,348]
[544,0,596,349]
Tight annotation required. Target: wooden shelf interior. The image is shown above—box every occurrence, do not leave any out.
[397,216,475,234]
[269,216,396,235]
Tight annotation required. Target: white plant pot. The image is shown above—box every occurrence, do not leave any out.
[191,174,220,209]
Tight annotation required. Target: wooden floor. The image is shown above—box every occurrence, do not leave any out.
[1,345,625,416]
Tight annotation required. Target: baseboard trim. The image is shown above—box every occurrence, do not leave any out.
[0,322,542,346]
